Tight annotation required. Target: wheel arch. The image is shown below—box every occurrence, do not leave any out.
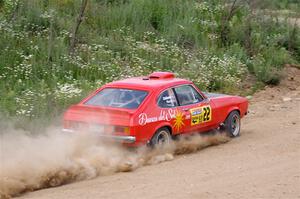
[153,122,173,135]
[222,107,240,123]
[226,107,240,117]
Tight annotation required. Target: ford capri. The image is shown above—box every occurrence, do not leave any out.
[63,72,248,146]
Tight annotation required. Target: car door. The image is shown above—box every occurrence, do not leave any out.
[173,84,213,133]
[157,88,190,135]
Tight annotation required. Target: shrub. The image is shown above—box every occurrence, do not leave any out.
[0,0,299,122]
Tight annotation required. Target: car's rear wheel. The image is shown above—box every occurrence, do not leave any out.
[223,111,241,137]
[150,127,171,146]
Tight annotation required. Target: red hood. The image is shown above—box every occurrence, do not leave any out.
[63,104,134,126]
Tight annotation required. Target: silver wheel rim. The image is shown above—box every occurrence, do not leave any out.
[231,114,240,136]
[156,130,170,145]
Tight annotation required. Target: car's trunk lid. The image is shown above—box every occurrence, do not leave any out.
[63,104,133,127]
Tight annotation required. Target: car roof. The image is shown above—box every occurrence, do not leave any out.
[104,74,192,91]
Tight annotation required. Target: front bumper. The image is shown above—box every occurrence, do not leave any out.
[61,128,136,143]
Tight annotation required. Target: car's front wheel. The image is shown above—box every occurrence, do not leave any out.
[223,111,241,137]
[150,127,171,146]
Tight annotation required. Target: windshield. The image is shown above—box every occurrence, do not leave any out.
[84,88,148,109]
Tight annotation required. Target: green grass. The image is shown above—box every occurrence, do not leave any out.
[0,0,299,129]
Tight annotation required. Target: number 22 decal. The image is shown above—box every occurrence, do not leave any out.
[190,105,212,126]
[203,106,211,121]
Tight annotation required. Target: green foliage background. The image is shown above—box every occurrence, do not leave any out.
[0,0,299,126]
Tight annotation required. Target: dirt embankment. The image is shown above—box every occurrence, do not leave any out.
[1,66,300,199]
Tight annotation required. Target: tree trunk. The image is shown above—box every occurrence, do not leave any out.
[244,0,255,56]
[220,0,239,46]
[69,0,88,55]
[48,19,54,62]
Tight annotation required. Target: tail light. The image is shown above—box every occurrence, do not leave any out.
[114,126,130,135]
[99,125,130,134]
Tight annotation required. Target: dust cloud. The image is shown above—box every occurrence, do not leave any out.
[0,125,229,198]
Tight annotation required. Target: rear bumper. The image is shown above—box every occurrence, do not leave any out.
[61,128,136,143]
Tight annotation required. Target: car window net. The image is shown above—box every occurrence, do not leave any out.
[158,89,178,108]
[175,85,203,106]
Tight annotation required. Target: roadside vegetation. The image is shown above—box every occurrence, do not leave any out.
[0,0,299,127]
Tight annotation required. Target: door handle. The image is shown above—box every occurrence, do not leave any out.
[182,108,189,111]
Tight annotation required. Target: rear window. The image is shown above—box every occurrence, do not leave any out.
[84,88,148,109]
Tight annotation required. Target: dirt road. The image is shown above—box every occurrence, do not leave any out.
[19,67,300,199]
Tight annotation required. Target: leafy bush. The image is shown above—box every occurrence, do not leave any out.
[0,0,299,122]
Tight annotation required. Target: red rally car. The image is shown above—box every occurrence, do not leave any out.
[63,72,248,146]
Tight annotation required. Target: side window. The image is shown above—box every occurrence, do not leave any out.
[157,89,178,108]
[174,85,203,106]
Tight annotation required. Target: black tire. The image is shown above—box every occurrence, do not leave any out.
[150,127,172,146]
[223,111,241,137]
